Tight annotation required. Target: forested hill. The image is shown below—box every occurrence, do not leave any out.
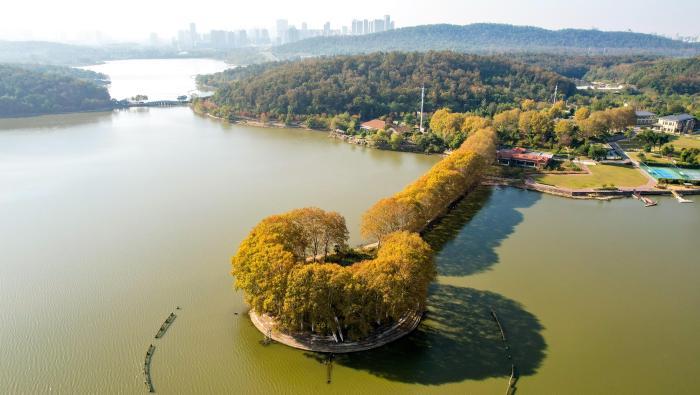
[9,63,110,84]
[204,51,576,119]
[0,40,227,66]
[584,56,700,95]
[0,64,113,117]
[0,41,107,65]
[505,54,660,80]
[272,24,700,59]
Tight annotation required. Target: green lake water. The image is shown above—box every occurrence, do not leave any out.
[0,59,698,394]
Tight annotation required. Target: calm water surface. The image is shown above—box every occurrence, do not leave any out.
[82,58,230,100]
[1,59,698,394]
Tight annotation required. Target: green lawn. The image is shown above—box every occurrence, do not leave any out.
[629,151,675,164]
[668,135,700,150]
[535,164,649,189]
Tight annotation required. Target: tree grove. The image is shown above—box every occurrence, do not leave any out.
[232,122,497,342]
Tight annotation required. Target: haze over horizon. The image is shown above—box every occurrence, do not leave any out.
[1,0,698,44]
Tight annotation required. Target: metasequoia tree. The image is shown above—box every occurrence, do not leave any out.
[360,197,417,244]
[362,125,496,242]
[233,214,434,340]
[232,122,495,342]
[287,208,348,261]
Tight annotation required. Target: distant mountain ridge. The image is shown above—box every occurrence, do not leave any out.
[0,40,226,66]
[0,41,107,65]
[272,23,700,59]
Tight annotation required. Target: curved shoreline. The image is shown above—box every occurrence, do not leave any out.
[484,177,700,200]
[192,107,439,154]
[249,309,423,353]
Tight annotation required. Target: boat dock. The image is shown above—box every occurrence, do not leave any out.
[155,313,177,339]
[672,190,693,203]
[144,345,155,393]
[633,192,657,207]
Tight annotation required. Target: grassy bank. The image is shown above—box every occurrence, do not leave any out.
[670,135,700,150]
[535,164,648,189]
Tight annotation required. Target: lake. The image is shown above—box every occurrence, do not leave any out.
[82,58,229,100]
[0,59,698,394]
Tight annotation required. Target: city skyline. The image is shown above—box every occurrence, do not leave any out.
[1,0,698,44]
[172,16,395,50]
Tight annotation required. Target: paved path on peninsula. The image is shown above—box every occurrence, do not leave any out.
[249,310,422,353]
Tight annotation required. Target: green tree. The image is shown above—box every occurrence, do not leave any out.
[588,145,609,160]
[389,132,403,150]
[660,144,675,157]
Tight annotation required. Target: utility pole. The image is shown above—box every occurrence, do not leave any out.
[419,85,425,133]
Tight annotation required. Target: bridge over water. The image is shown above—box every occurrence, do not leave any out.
[127,100,190,108]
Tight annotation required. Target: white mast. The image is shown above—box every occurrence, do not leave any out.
[553,83,558,104]
[419,85,425,133]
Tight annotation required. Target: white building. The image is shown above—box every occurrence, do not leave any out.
[657,114,696,134]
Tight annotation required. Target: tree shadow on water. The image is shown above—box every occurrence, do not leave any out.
[422,186,541,277]
[325,284,546,385]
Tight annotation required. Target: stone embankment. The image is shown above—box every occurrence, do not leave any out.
[249,310,422,353]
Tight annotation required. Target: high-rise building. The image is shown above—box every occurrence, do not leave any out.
[260,29,271,45]
[248,29,271,45]
[189,23,198,46]
[287,26,300,43]
[177,30,193,49]
[210,30,227,48]
[323,22,331,36]
[237,30,249,47]
[227,31,238,48]
[349,15,395,36]
[301,22,308,39]
[276,19,289,44]
[351,19,361,35]
[371,19,385,33]
[149,32,159,46]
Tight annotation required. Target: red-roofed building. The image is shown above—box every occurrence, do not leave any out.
[497,148,553,169]
[360,119,413,134]
[360,119,387,131]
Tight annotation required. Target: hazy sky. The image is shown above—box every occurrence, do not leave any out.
[1,0,698,43]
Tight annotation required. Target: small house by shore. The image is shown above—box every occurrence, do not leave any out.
[497,148,553,169]
[360,119,412,134]
[360,119,387,131]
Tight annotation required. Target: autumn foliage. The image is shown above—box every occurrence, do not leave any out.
[232,209,434,340]
[232,121,496,341]
[361,126,496,242]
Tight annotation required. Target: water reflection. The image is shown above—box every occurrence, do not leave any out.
[424,187,541,276]
[320,284,546,384]
[302,187,546,385]
[0,111,114,132]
